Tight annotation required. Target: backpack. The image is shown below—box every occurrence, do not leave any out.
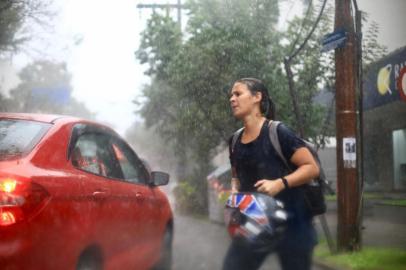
[230,120,327,217]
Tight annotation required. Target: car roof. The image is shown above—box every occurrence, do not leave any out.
[0,113,119,135]
[0,112,77,123]
[0,112,110,128]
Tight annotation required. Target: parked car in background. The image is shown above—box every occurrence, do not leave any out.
[0,113,173,270]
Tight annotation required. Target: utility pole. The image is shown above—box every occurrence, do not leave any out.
[137,0,185,28]
[335,0,361,251]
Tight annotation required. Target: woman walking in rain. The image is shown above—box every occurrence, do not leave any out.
[223,78,320,270]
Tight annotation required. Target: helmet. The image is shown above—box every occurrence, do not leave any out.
[224,192,288,251]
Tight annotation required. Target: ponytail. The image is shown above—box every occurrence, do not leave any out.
[263,96,275,120]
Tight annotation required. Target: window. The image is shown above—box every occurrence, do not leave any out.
[393,129,406,190]
[71,132,123,179]
[111,139,149,184]
[0,119,50,160]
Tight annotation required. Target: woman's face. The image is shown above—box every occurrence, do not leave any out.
[229,82,261,119]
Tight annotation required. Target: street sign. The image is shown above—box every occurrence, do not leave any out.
[321,29,347,52]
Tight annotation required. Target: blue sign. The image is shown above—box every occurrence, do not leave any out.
[31,87,71,105]
[321,29,347,52]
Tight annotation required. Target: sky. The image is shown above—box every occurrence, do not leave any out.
[12,0,162,135]
[58,0,151,134]
[9,0,406,135]
[10,0,303,135]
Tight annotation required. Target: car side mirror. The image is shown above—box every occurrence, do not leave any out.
[150,171,170,186]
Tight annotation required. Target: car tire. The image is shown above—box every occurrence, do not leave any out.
[76,248,103,270]
[152,227,173,270]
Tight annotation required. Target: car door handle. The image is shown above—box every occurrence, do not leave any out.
[135,192,145,202]
[92,190,109,199]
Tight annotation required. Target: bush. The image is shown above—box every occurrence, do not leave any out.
[173,181,202,215]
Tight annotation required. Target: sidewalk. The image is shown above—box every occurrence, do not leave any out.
[319,195,406,249]
[313,194,406,269]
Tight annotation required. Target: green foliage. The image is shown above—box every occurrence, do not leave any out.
[136,0,330,212]
[281,2,335,137]
[362,13,388,68]
[0,0,25,53]
[0,0,52,56]
[137,0,282,158]
[0,92,9,112]
[380,200,406,207]
[172,181,202,214]
[316,242,406,270]
[135,0,389,213]
[325,193,406,207]
[136,13,182,79]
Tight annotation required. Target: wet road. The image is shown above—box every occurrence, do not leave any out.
[172,215,324,270]
[170,199,406,270]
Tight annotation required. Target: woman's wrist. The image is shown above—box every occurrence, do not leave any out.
[280,177,289,190]
[231,178,240,192]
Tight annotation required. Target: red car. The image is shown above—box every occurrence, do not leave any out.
[0,113,173,270]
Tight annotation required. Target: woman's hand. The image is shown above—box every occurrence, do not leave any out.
[254,179,285,196]
[231,178,240,194]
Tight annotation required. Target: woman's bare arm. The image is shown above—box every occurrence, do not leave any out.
[254,147,319,196]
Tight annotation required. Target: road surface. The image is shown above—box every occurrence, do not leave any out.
[172,214,325,270]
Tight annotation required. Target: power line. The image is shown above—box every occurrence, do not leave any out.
[137,0,186,27]
[287,0,328,61]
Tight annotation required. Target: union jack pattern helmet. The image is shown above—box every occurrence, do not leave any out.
[224,192,288,250]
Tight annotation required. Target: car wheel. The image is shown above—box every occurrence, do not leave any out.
[152,227,173,270]
[76,248,103,270]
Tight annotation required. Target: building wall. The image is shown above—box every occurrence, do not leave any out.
[362,46,406,191]
[363,101,406,191]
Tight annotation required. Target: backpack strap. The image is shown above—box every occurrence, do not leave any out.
[231,121,297,172]
[268,120,292,172]
[230,127,244,154]
[270,121,327,187]
[229,128,244,180]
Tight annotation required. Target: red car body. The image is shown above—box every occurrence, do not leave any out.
[0,113,173,270]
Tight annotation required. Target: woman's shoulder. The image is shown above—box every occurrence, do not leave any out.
[275,121,296,137]
[274,121,306,153]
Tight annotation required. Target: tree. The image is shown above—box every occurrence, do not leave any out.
[0,92,10,112]
[7,60,94,119]
[135,0,388,213]
[0,0,52,56]
[280,2,338,146]
[136,0,282,213]
[361,14,388,70]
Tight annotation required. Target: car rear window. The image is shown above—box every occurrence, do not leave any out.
[0,119,51,160]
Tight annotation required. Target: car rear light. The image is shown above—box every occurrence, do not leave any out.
[0,177,49,226]
[1,210,19,226]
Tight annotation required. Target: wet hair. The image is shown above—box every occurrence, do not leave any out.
[235,78,275,119]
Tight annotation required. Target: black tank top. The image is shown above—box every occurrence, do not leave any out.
[229,120,310,221]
